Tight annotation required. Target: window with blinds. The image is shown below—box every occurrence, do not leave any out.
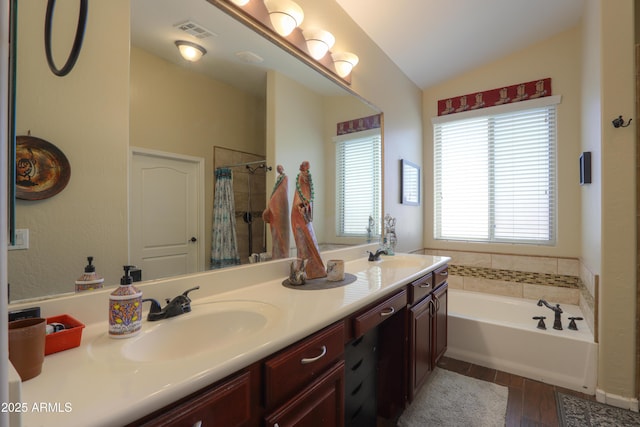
[434,101,557,245]
[336,131,382,237]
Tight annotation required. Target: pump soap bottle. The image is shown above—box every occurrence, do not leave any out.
[75,256,104,292]
[109,265,142,338]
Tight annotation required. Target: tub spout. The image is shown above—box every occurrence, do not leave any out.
[537,299,563,330]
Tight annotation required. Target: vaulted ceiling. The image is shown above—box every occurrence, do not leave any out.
[335,0,586,89]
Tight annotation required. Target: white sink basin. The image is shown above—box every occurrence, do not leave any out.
[88,300,281,363]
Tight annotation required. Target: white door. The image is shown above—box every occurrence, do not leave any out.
[130,148,204,281]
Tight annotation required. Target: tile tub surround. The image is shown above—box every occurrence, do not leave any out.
[448,265,582,304]
[421,249,597,339]
[10,248,450,427]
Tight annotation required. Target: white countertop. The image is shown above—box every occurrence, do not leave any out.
[17,253,448,427]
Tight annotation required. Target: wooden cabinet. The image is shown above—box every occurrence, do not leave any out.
[264,361,345,427]
[409,293,434,399]
[433,282,448,363]
[264,322,345,409]
[264,322,345,427]
[130,264,449,427]
[350,289,408,422]
[131,369,255,427]
[408,266,449,402]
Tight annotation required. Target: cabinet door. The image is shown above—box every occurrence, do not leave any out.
[136,371,252,427]
[433,283,448,364]
[265,361,345,427]
[408,294,433,402]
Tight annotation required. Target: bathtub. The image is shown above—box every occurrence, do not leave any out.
[446,289,597,394]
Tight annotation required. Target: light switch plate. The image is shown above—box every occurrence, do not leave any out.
[8,228,29,250]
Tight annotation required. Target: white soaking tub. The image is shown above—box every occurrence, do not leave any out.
[446,289,597,394]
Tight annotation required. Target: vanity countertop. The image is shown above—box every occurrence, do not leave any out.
[17,253,449,427]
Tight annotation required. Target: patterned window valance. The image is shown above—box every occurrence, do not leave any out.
[337,114,382,135]
[437,78,551,116]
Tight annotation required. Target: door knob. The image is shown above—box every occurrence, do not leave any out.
[189,237,197,242]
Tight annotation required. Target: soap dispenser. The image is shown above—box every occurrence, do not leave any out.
[75,256,104,292]
[109,265,142,338]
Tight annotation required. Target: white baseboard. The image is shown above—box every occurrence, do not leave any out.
[595,388,639,412]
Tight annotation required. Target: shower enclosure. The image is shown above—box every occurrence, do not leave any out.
[213,146,269,264]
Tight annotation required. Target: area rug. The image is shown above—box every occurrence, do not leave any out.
[556,392,640,426]
[398,367,508,427]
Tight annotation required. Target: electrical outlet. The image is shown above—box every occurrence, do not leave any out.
[9,306,41,322]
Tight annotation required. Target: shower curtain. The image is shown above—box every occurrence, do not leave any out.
[211,168,241,269]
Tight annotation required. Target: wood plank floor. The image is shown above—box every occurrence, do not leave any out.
[436,356,597,427]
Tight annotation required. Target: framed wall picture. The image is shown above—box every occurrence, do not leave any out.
[401,159,420,205]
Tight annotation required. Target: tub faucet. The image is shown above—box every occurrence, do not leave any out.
[537,299,563,330]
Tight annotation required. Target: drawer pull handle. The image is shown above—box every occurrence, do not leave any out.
[351,381,363,396]
[380,307,395,317]
[440,271,448,276]
[419,284,431,288]
[301,345,327,364]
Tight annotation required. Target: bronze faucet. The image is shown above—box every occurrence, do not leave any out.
[537,299,563,330]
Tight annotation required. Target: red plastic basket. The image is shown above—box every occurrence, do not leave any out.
[45,314,85,355]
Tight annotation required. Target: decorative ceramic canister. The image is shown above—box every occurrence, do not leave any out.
[326,259,345,282]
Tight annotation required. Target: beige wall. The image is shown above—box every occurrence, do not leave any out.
[9,3,266,301]
[9,1,130,300]
[422,26,583,258]
[293,0,424,253]
[583,0,637,401]
[581,1,603,277]
[322,95,380,245]
[130,47,265,269]
[266,70,382,251]
[421,0,638,402]
[268,71,326,249]
[9,0,425,299]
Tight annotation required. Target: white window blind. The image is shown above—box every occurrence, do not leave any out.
[434,101,557,245]
[336,131,382,237]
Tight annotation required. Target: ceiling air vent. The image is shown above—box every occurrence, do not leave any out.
[174,20,218,39]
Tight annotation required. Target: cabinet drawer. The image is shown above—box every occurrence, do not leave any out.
[353,289,407,338]
[434,265,449,288]
[265,361,345,427]
[135,370,252,427]
[265,321,344,408]
[408,273,433,305]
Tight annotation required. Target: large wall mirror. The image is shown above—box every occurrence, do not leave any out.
[8,0,382,303]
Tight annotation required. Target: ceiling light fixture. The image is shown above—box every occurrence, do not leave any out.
[175,40,207,62]
[331,52,359,78]
[303,29,335,60]
[230,0,250,5]
[263,0,304,37]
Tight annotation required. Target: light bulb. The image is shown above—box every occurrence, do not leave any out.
[175,41,206,62]
[303,29,335,60]
[331,52,359,78]
[264,0,304,37]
